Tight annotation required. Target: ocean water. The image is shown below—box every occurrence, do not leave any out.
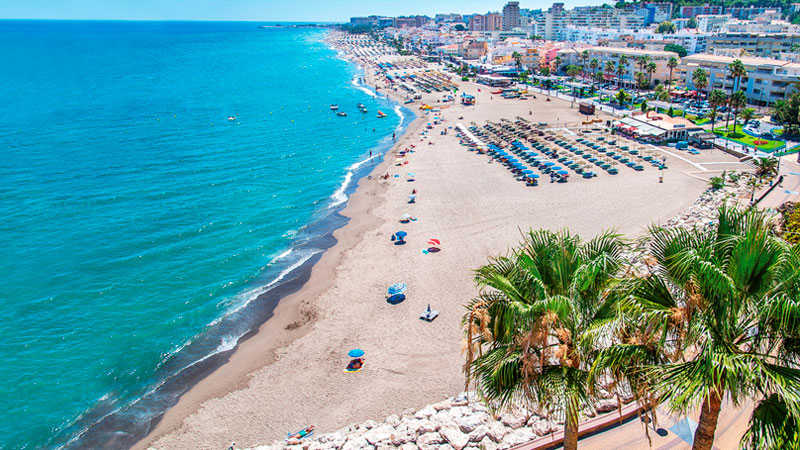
[0,21,408,450]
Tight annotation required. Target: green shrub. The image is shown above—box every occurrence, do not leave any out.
[709,176,725,190]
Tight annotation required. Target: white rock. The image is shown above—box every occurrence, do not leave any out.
[417,432,445,446]
[417,419,440,434]
[501,428,536,447]
[385,414,401,427]
[433,400,453,411]
[499,411,527,429]
[363,424,395,445]
[484,421,509,443]
[362,420,378,430]
[390,426,416,445]
[399,444,417,450]
[341,436,371,450]
[467,424,488,442]
[476,436,499,450]
[459,415,486,433]
[531,419,554,437]
[415,405,437,419]
[440,427,470,450]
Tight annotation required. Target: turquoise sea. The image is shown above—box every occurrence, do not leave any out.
[0,21,409,449]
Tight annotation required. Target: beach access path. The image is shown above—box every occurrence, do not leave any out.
[138,54,750,450]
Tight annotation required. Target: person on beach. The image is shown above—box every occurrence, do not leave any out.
[229,443,235,450]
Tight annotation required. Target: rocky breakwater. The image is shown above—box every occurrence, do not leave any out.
[248,390,633,450]
[663,174,753,230]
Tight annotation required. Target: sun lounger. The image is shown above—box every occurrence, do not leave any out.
[420,304,439,322]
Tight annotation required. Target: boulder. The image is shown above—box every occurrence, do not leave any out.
[484,421,509,443]
[440,427,470,450]
[501,428,536,447]
[363,424,395,445]
[416,419,440,434]
[476,436,499,450]
[340,436,371,450]
[531,419,553,437]
[415,405,438,419]
[362,420,378,430]
[458,415,486,434]
[499,411,527,429]
[417,432,445,446]
[385,414,401,427]
[467,424,488,442]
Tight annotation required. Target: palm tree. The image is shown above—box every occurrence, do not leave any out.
[636,55,649,76]
[753,156,779,178]
[692,68,709,99]
[566,64,581,80]
[552,55,562,74]
[709,89,728,132]
[595,206,800,450]
[589,58,600,92]
[512,51,522,72]
[464,229,626,450]
[616,61,626,89]
[635,71,648,103]
[728,90,747,132]
[616,89,630,108]
[646,61,657,86]
[605,60,615,87]
[667,56,678,108]
[581,50,590,82]
[725,59,747,127]
[739,107,756,127]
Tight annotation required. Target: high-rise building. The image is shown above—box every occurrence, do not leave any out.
[469,13,502,31]
[502,2,521,30]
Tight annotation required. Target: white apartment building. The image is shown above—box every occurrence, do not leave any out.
[564,27,707,54]
[695,15,731,33]
[679,54,800,105]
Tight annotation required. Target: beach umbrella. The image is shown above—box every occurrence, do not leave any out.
[407,172,415,177]
[400,213,412,221]
[529,174,540,178]
[557,170,569,175]
[427,238,441,246]
[348,349,365,358]
[523,169,534,175]
[544,161,555,167]
[395,230,407,239]
[551,166,562,171]
[388,283,407,295]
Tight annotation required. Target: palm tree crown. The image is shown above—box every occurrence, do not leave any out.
[464,229,626,450]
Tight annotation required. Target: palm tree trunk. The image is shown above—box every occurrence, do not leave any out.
[563,414,579,450]
[691,390,722,450]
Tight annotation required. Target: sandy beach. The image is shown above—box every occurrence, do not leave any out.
[136,34,750,450]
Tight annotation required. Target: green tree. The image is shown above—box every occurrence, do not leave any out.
[739,107,757,126]
[464,229,625,450]
[692,68,709,98]
[616,60,627,89]
[616,89,630,107]
[552,55,563,74]
[709,89,728,132]
[589,58,600,91]
[512,51,522,70]
[647,61,657,85]
[595,206,800,450]
[539,66,550,77]
[687,16,698,28]
[657,21,676,34]
[605,60,616,85]
[754,156,779,178]
[454,24,466,31]
[728,90,747,131]
[566,64,582,79]
[667,56,679,106]
[664,43,688,57]
[581,50,590,82]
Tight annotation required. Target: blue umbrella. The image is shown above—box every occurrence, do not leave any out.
[557,170,569,175]
[388,283,407,295]
[348,349,365,358]
[395,230,407,238]
[523,169,534,174]
[551,166,562,171]
[529,174,540,178]
[544,162,555,167]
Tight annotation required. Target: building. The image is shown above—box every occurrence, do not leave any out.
[696,15,730,33]
[469,13,502,31]
[680,5,724,18]
[613,113,701,142]
[393,16,430,28]
[708,32,800,58]
[464,41,488,60]
[678,54,800,106]
[559,46,679,87]
[503,2,521,30]
[435,13,463,23]
[642,3,674,25]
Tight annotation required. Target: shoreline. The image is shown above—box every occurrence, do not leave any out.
[130,34,423,450]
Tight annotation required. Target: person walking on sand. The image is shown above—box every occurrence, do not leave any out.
[229,442,236,450]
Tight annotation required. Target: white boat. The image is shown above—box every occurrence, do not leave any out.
[227,116,236,121]
[337,111,347,117]
[330,104,339,110]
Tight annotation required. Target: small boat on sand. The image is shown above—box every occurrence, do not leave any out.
[330,104,339,110]
[376,110,387,118]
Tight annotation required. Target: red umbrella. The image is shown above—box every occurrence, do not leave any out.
[427,239,441,246]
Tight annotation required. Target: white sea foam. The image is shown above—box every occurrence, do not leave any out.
[328,155,377,208]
